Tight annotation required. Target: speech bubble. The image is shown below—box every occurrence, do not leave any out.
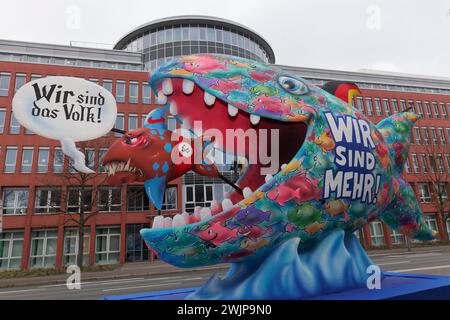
[12,76,117,173]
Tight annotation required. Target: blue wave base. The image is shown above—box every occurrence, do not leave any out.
[187,229,375,300]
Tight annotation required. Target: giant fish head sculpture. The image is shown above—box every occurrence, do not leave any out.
[103,105,221,210]
[104,54,436,272]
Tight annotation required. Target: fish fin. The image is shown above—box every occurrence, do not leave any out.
[144,175,167,210]
[380,176,436,241]
[143,105,169,135]
[376,111,419,175]
[322,81,361,105]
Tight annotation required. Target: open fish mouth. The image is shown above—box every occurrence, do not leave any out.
[146,75,308,229]
[104,159,143,177]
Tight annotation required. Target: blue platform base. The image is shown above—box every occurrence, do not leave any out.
[102,272,450,300]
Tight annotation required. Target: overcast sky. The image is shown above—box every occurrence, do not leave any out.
[1,0,449,77]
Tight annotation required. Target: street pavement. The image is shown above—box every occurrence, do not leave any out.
[0,245,448,300]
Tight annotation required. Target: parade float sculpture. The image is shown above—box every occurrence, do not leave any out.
[14,54,436,300]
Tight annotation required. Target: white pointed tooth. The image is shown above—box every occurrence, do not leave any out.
[173,214,186,227]
[228,104,238,117]
[169,101,178,115]
[182,79,195,94]
[162,78,173,95]
[157,91,167,104]
[125,159,130,171]
[181,212,190,221]
[163,217,173,228]
[281,163,287,170]
[243,187,253,198]
[204,91,216,106]
[194,206,202,219]
[222,199,233,211]
[250,114,261,125]
[265,174,273,183]
[200,208,212,220]
[152,216,164,229]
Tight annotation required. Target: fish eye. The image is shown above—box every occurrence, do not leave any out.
[278,76,308,95]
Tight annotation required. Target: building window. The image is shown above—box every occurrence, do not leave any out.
[416,101,423,117]
[29,229,58,269]
[374,98,382,116]
[369,221,385,246]
[407,100,414,112]
[400,100,406,111]
[31,74,41,81]
[85,148,95,170]
[440,103,447,119]
[411,154,419,173]
[115,113,124,137]
[424,101,432,118]
[116,81,125,103]
[438,128,446,145]
[420,154,428,173]
[447,219,450,238]
[14,74,26,92]
[430,128,438,145]
[383,99,391,116]
[162,186,177,211]
[98,148,108,173]
[35,187,61,214]
[98,187,121,212]
[127,186,149,212]
[128,114,138,131]
[365,98,373,116]
[425,215,438,235]
[446,155,450,173]
[4,146,18,173]
[0,73,11,96]
[9,112,20,134]
[422,128,429,145]
[21,147,33,173]
[436,183,448,202]
[184,184,213,212]
[67,187,92,213]
[0,231,24,270]
[0,108,5,133]
[63,228,90,266]
[413,127,421,144]
[126,224,149,262]
[391,99,399,113]
[432,102,439,119]
[37,147,49,173]
[356,97,363,111]
[418,183,431,203]
[95,227,120,264]
[142,82,151,104]
[404,157,410,173]
[53,147,64,173]
[103,79,113,93]
[437,155,445,173]
[2,188,28,215]
[390,229,405,245]
[129,81,138,104]
[429,155,437,172]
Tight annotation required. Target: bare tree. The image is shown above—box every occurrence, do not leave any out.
[423,138,450,241]
[40,137,111,268]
